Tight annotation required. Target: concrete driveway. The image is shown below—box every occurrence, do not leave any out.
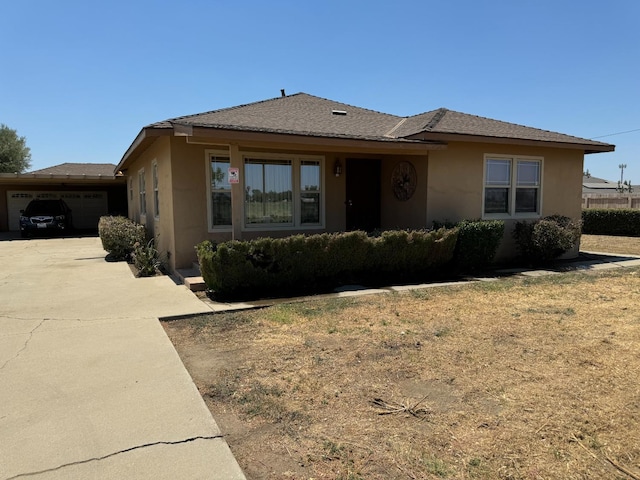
[0,236,245,479]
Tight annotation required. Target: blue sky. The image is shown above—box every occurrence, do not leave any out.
[1,0,638,183]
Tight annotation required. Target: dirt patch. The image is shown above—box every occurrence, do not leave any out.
[164,262,640,479]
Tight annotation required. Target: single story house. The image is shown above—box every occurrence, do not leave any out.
[0,163,127,232]
[115,92,614,273]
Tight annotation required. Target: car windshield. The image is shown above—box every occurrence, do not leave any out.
[24,201,65,216]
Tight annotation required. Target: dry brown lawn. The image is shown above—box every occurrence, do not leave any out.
[164,237,640,479]
[581,234,640,256]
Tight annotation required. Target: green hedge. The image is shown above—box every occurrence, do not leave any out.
[433,219,505,271]
[98,216,146,260]
[513,215,581,265]
[453,220,505,271]
[582,209,640,236]
[196,229,458,299]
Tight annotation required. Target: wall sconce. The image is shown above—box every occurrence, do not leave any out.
[333,159,343,177]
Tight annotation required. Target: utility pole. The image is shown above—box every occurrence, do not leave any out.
[619,163,627,184]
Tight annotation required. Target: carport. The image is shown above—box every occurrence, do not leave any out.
[0,163,127,232]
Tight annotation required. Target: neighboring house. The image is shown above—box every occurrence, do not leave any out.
[582,174,640,209]
[0,163,127,231]
[115,92,614,273]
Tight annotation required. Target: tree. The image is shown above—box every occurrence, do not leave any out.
[0,124,31,173]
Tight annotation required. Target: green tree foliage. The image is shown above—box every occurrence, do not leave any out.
[0,124,31,173]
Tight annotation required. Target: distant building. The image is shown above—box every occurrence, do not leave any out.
[582,174,639,209]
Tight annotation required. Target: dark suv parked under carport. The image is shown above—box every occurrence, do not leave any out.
[19,199,73,238]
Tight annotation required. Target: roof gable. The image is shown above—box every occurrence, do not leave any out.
[397,109,612,148]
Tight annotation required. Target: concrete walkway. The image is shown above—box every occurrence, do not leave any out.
[0,236,245,480]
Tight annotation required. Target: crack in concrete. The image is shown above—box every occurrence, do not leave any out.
[0,315,150,334]
[0,318,46,371]
[4,435,224,479]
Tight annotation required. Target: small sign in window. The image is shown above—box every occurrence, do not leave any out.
[228,167,239,184]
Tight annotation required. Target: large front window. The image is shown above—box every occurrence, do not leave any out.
[244,156,322,227]
[483,155,541,217]
[207,152,323,230]
[245,159,293,224]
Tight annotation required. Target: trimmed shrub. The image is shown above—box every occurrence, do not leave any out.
[370,229,457,278]
[453,220,505,271]
[98,216,146,261]
[582,209,640,236]
[196,228,458,299]
[432,219,505,271]
[513,215,581,264]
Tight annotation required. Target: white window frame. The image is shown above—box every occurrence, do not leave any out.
[482,154,543,219]
[242,152,324,230]
[152,161,159,219]
[206,150,233,231]
[204,150,325,233]
[138,168,146,217]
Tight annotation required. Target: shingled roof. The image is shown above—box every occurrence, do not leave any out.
[132,92,612,155]
[152,93,404,142]
[29,163,118,176]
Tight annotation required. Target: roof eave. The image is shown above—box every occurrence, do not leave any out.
[0,172,125,184]
[176,125,447,154]
[405,132,615,154]
[116,126,172,172]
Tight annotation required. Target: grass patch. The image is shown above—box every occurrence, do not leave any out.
[581,233,640,255]
[165,242,640,479]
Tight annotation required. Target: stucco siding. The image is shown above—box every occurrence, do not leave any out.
[381,155,429,230]
[125,136,175,268]
[168,138,210,270]
[426,142,585,260]
[427,145,484,226]
[125,135,587,271]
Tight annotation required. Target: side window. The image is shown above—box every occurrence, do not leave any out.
[300,160,321,224]
[515,160,540,213]
[210,155,231,227]
[138,169,146,216]
[152,161,159,218]
[483,156,541,217]
[484,159,511,214]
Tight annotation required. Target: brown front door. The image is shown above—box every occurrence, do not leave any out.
[345,159,381,232]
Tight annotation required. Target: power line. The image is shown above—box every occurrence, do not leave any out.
[592,128,640,139]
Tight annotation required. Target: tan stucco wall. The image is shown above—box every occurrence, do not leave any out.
[381,155,429,230]
[426,142,585,260]
[169,138,211,270]
[157,140,434,270]
[166,140,355,269]
[125,136,176,269]
[125,135,586,271]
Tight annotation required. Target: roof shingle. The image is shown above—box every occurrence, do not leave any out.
[145,92,613,151]
[29,163,117,176]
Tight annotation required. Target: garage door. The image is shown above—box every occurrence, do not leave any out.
[7,191,108,231]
